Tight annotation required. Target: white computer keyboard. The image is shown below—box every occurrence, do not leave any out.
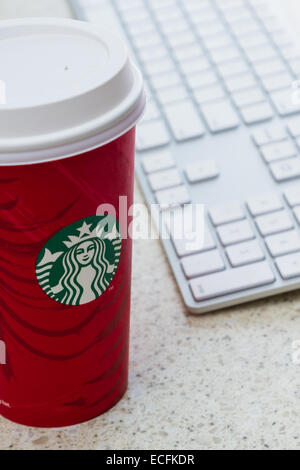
[72,0,300,313]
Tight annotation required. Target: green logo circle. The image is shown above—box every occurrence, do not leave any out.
[36,215,122,306]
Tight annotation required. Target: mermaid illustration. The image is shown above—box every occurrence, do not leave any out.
[36,218,122,306]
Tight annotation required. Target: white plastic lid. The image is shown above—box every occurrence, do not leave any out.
[0,18,145,165]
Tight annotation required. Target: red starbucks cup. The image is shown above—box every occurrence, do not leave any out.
[0,18,145,427]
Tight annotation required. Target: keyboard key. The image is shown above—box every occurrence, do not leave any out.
[210,204,245,226]
[276,252,300,279]
[284,187,300,207]
[190,261,275,301]
[191,10,219,26]
[156,6,185,22]
[150,71,181,90]
[201,99,240,133]
[287,119,300,138]
[210,46,240,64]
[116,0,143,10]
[260,141,297,163]
[202,33,233,50]
[185,160,219,183]
[252,124,287,146]
[253,4,274,20]
[194,22,226,38]
[270,158,300,182]
[161,19,189,35]
[217,1,245,12]
[136,120,170,151]
[192,4,218,20]
[139,45,168,62]
[233,87,265,107]
[231,20,261,38]
[167,32,196,48]
[186,71,218,90]
[148,168,182,191]
[155,5,182,22]
[164,101,205,141]
[161,6,185,22]
[194,84,225,105]
[151,0,178,8]
[238,32,268,50]
[254,59,286,78]
[122,8,150,24]
[281,44,300,61]
[247,194,283,216]
[271,89,300,116]
[159,11,185,28]
[144,58,174,76]
[157,85,188,105]
[156,185,190,210]
[263,17,283,35]
[240,102,273,125]
[142,150,175,174]
[217,59,248,79]
[226,240,265,267]
[217,220,255,246]
[266,230,300,257]
[256,211,294,237]
[173,44,203,61]
[223,7,253,24]
[261,72,293,93]
[133,32,162,49]
[186,3,216,20]
[121,6,150,23]
[172,227,216,258]
[182,250,225,279]
[180,57,210,76]
[271,31,291,49]
[245,45,277,63]
[127,19,155,36]
[225,73,257,93]
[184,1,212,14]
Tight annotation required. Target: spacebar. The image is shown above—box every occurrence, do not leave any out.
[190,262,275,302]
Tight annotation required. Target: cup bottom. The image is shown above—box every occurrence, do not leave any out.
[0,381,128,429]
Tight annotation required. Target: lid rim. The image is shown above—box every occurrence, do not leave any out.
[0,91,146,166]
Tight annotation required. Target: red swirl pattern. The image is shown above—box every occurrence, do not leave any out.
[0,129,135,427]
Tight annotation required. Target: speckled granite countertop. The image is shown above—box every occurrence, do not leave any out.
[1,0,300,451]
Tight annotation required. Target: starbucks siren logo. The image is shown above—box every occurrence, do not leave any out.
[36,215,122,306]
